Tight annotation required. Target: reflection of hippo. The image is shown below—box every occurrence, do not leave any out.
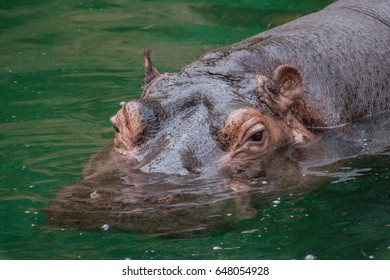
[47,0,390,235]
[47,112,390,235]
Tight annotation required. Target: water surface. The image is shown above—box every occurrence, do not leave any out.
[1,0,389,260]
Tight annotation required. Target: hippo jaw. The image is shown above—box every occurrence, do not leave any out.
[110,50,315,177]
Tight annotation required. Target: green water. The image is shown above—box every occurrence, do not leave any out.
[1,0,389,260]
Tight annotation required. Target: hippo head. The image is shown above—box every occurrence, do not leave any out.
[45,50,320,235]
[110,49,314,181]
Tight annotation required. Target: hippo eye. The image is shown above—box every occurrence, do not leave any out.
[249,131,264,142]
[243,124,267,145]
[233,123,268,157]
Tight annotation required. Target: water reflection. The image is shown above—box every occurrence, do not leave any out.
[46,112,390,236]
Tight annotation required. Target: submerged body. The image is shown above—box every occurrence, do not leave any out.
[48,0,390,234]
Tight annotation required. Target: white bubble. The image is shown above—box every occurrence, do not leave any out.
[101,224,110,231]
[241,229,259,234]
[213,246,222,250]
[261,181,268,185]
[272,199,281,205]
[119,101,126,107]
[305,254,316,260]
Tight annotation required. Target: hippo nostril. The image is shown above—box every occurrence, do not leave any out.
[110,116,120,133]
[113,124,120,133]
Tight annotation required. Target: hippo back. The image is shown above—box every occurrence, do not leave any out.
[191,0,390,126]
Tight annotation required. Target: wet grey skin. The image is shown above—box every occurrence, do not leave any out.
[46,0,390,235]
[110,0,390,178]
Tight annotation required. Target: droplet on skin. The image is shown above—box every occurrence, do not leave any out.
[90,191,99,199]
[101,224,110,231]
[119,101,126,107]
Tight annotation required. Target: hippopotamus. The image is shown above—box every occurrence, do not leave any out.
[110,0,390,177]
[46,0,390,235]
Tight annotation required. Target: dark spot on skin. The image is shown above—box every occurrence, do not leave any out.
[202,96,225,148]
[180,148,202,175]
[139,98,168,121]
[202,95,214,112]
[135,98,168,141]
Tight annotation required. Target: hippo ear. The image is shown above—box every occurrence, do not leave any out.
[271,64,303,108]
[143,48,161,86]
[259,64,303,115]
[270,64,303,107]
